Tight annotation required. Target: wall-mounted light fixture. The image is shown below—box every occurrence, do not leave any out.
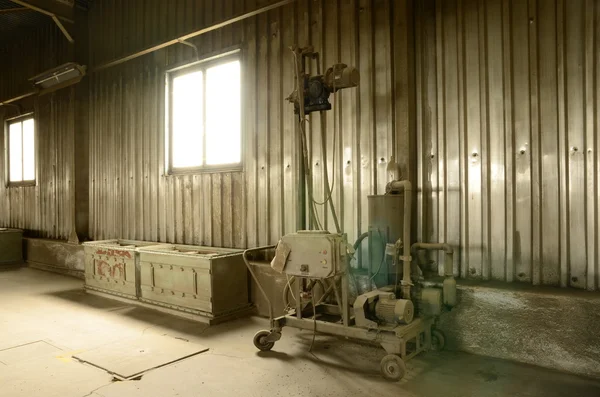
[29,62,86,95]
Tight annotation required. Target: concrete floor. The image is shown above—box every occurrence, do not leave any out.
[1,268,599,397]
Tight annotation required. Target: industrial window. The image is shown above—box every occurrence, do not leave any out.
[167,53,241,173]
[5,115,36,186]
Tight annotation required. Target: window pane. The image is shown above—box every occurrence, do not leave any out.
[22,118,35,181]
[205,60,241,165]
[172,71,203,168]
[9,122,23,182]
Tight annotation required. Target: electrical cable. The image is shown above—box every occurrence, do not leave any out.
[292,50,318,229]
[313,74,341,233]
[370,229,388,281]
[309,293,317,352]
[312,82,337,206]
[285,274,296,312]
[292,49,342,234]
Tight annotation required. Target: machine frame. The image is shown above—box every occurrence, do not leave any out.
[243,245,446,382]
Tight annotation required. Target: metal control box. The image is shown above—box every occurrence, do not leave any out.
[137,244,250,322]
[0,228,23,265]
[281,231,347,278]
[83,239,164,299]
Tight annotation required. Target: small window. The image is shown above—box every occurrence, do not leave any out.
[167,54,241,173]
[5,116,35,186]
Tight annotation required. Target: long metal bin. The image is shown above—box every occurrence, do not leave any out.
[83,239,164,299]
[137,244,250,322]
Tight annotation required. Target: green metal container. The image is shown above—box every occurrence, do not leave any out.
[0,228,23,265]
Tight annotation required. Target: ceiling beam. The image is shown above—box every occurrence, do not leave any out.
[9,0,75,43]
[9,0,73,22]
[0,7,31,14]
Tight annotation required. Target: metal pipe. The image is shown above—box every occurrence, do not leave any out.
[93,0,296,72]
[242,245,277,327]
[410,242,456,307]
[386,180,412,299]
[0,91,37,108]
[0,7,30,14]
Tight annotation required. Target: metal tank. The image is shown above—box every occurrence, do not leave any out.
[367,193,405,288]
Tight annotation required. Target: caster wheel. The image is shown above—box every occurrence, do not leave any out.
[431,329,446,351]
[380,354,406,382]
[253,330,275,351]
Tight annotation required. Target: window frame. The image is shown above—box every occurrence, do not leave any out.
[4,113,37,188]
[165,49,243,175]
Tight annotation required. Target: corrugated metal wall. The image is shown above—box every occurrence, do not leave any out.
[87,0,415,250]
[0,24,75,239]
[3,0,592,290]
[415,0,600,290]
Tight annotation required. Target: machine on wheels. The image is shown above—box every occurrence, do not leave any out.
[242,45,457,382]
[243,227,455,382]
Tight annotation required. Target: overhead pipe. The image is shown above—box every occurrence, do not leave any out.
[385,179,412,300]
[0,91,37,108]
[93,0,296,72]
[411,242,456,307]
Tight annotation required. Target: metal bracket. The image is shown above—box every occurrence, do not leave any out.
[178,39,199,61]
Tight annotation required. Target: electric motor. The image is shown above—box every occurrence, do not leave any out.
[375,298,414,325]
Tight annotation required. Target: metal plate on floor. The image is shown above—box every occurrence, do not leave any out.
[73,334,208,379]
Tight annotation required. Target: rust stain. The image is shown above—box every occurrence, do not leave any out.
[95,248,132,259]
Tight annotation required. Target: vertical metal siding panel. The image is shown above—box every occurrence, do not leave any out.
[584,0,597,291]
[358,0,374,241]
[511,0,533,283]
[323,0,340,232]
[268,9,283,242]
[374,0,392,196]
[502,0,516,283]
[415,0,430,245]
[202,174,212,245]
[192,175,202,245]
[595,0,600,291]
[478,0,491,280]
[464,0,484,279]
[256,9,270,245]
[435,0,448,273]
[174,176,184,243]
[457,0,468,280]
[537,0,560,286]
[282,0,298,236]
[222,173,233,248]
[528,0,542,286]
[442,0,463,277]
[486,0,508,281]
[244,0,258,248]
[212,174,223,247]
[142,69,152,242]
[555,0,569,286]
[565,1,587,289]
[310,1,325,229]
[341,0,358,246]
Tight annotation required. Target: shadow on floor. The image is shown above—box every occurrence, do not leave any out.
[42,288,255,340]
[43,288,128,310]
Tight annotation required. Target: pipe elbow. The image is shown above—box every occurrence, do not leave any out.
[440,243,453,254]
[386,179,412,194]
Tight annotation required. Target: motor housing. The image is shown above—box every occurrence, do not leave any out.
[354,290,414,328]
[375,297,414,325]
